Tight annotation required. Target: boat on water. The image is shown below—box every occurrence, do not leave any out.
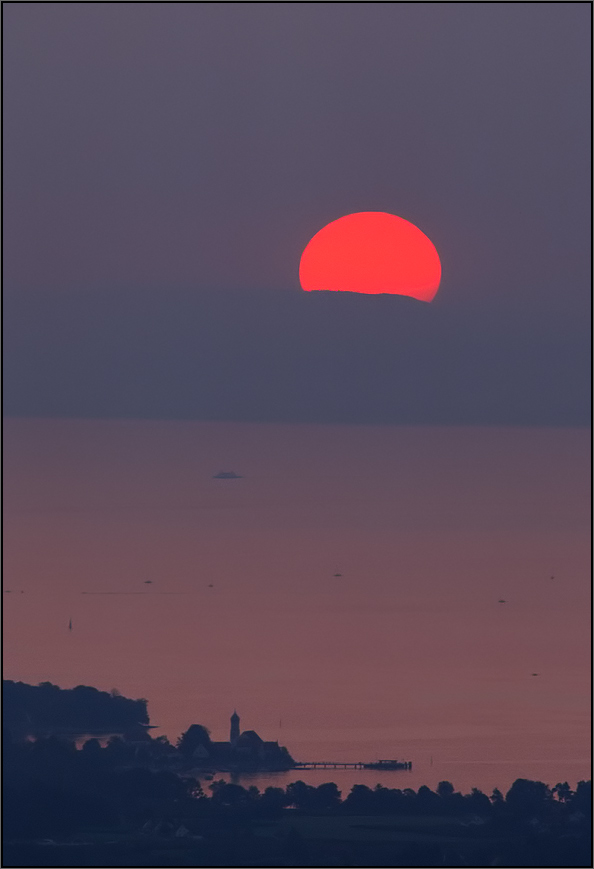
[363,759,412,770]
[213,471,242,479]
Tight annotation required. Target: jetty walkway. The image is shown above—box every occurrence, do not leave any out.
[293,761,412,770]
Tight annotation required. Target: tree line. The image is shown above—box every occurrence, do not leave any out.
[3,731,591,844]
[3,680,149,739]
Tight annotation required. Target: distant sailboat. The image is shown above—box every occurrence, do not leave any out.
[68,618,72,631]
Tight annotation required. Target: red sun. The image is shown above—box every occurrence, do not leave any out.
[299,212,441,301]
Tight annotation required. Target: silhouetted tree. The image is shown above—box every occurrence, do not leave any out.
[25,736,78,789]
[258,786,286,815]
[176,723,211,758]
[81,737,102,756]
[104,735,134,765]
[313,782,341,812]
[437,780,455,799]
[188,779,206,800]
[285,780,316,811]
[466,787,492,816]
[552,781,573,803]
[417,784,442,814]
[490,786,505,810]
[570,780,592,817]
[505,778,552,818]
[436,780,466,814]
[343,783,375,813]
[209,781,249,808]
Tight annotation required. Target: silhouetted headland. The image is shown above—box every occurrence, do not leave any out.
[3,681,414,774]
[3,680,153,743]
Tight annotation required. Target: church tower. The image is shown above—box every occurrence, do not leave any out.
[230,710,240,744]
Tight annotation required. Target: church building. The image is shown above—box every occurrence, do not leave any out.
[230,710,240,744]
[190,711,294,771]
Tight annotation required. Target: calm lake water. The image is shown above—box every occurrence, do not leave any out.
[3,419,590,796]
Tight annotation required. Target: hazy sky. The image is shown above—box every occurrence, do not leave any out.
[3,5,590,790]
[3,3,590,424]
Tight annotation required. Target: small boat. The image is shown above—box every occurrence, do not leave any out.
[213,471,242,479]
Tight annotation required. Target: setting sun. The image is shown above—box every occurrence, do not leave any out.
[299,212,441,301]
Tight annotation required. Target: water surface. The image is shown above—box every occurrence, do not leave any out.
[3,419,590,794]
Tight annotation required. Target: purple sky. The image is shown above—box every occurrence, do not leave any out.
[3,3,590,424]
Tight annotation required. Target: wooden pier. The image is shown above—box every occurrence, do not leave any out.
[294,760,412,770]
[294,762,365,769]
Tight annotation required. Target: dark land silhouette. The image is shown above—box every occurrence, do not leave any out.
[176,714,294,772]
[3,680,151,742]
[3,682,293,773]
[2,681,591,866]
[3,732,591,867]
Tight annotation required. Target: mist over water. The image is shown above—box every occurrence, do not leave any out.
[3,418,590,794]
